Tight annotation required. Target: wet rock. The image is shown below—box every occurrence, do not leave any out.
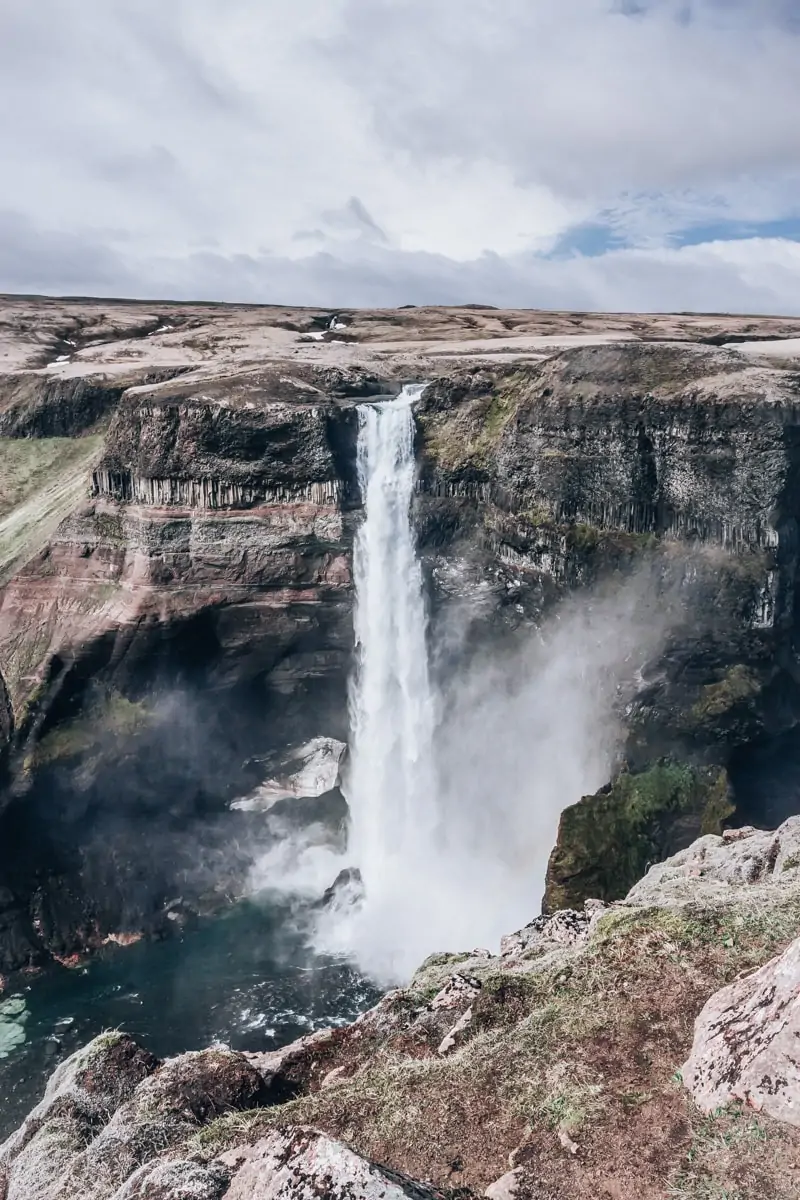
[682,935,800,1125]
[221,1127,448,1199]
[0,995,29,1059]
[317,866,364,911]
[231,738,347,814]
[544,764,733,912]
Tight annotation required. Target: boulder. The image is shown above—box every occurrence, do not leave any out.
[683,935,800,1125]
[316,867,364,912]
[624,815,800,908]
[70,1048,269,1192]
[231,739,347,814]
[0,1042,269,1200]
[429,972,482,1011]
[500,901,606,959]
[0,1032,159,1200]
[221,1127,447,1199]
[112,1159,231,1199]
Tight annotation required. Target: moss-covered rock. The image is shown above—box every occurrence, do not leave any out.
[543,762,735,912]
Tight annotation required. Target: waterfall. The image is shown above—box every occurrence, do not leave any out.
[345,386,438,911]
[304,383,662,984]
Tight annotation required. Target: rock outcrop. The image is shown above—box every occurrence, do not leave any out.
[220,1129,446,1200]
[683,936,800,1127]
[415,345,800,910]
[0,1033,446,1200]
[6,822,800,1199]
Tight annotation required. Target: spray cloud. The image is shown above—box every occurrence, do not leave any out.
[297,389,669,982]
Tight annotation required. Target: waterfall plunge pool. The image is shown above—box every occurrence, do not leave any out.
[0,895,380,1142]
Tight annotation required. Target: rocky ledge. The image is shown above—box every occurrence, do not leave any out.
[4,820,800,1199]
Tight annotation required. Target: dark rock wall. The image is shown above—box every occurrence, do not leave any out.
[414,345,800,908]
[4,343,800,965]
[0,373,362,969]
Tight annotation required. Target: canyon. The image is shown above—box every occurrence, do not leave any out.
[4,295,800,1196]
[3,296,800,970]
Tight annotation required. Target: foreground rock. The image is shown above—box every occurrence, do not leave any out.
[0,1032,451,1199]
[624,815,800,907]
[220,1128,447,1199]
[7,822,800,1198]
[683,935,800,1126]
[0,1036,269,1199]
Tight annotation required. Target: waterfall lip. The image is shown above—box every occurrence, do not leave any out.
[359,381,429,412]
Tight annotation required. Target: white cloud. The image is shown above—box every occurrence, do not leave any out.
[1,0,799,307]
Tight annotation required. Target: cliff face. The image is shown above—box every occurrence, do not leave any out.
[3,300,800,972]
[415,343,800,906]
[0,364,374,970]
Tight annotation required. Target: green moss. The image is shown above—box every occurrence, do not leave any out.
[0,433,105,585]
[567,522,601,552]
[93,511,125,542]
[566,523,659,556]
[419,376,525,471]
[31,692,150,769]
[689,665,762,727]
[592,896,800,970]
[410,952,474,993]
[700,770,736,836]
[519,503,553,529]
[0,435,102,519]
[545,762,733,911]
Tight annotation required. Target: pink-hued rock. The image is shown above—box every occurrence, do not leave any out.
[683,936,800,1125]
[221,1127,446,1199]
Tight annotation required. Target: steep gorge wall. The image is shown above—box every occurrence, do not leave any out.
[0,370,368,970]
[3,343,800,969]
[414,344,800,907]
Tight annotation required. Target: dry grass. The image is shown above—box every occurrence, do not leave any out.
[185,896,800,1198]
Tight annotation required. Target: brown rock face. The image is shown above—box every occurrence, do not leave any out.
[0,359,372,970]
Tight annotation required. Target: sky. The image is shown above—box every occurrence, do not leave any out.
[2,0,800,312]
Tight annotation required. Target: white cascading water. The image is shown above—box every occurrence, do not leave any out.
[269,383,669,984]
[339,385,440,974]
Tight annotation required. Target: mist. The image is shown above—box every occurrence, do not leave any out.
[315,570,670,982]
[247,392,674,985]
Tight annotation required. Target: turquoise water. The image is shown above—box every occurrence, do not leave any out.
[0,897,380,1141]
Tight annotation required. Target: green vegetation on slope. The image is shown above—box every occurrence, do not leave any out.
[186,894,800,1198]
[0,433,104,585]
[544,762,734,912]
[29,691,151,770]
